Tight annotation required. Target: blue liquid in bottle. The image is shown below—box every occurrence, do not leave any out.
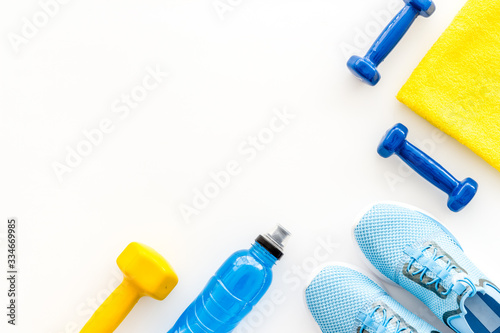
[167,225,290,333]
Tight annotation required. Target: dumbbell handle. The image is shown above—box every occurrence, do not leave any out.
[80,279,141,333]
[396,141,459,194]
[366,5,419,66]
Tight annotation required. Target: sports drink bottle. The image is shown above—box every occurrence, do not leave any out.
[167,225,290,333]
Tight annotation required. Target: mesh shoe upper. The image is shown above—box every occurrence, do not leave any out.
[354,203,498,332]
[305,265,439,333]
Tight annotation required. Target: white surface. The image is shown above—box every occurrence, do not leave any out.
[1,0,499,332]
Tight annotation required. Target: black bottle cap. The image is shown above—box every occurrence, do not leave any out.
[255,225,291,260]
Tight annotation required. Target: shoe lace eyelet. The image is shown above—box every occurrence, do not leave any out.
[405,243,468,297]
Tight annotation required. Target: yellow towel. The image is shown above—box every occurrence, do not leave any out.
[397,0,500,172]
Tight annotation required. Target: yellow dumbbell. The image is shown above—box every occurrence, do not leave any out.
[80,242,178,333]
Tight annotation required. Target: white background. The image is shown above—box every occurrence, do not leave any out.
[1,0,499,332]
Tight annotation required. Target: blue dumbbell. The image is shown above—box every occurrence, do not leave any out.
[347,0,436,86]
[378,124,478,212]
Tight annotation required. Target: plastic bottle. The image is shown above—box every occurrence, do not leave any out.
[167,225,291,333]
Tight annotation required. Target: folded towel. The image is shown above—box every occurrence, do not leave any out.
[398,0,500,171]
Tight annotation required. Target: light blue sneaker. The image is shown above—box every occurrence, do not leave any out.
[305,264,440,333]
[354,203,500,333]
